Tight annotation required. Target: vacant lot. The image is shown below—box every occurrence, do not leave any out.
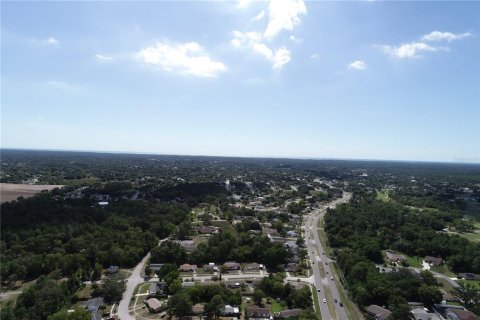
[0,183,64,203]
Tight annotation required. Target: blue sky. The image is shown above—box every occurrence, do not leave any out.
[1,1,479,163]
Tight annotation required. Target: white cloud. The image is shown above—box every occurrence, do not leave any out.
[43,37,59,45]
[348,60,366,70]
[252,43,290,70]
[310,54,320,60]
[231,31,290,70]
[264,0,307,40]
[136,41,226,77]
[378,42,438,59]
[95,54,113,61]
[237,0,254,8]
[422,31,471,42]
[253,10,265,21]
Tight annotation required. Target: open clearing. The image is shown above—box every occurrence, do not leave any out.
[0,183,64,203]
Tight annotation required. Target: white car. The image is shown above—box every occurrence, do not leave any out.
[323,299,327,303]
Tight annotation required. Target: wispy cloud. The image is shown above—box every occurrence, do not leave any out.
[136,41,226,78]
[230,0,306,71]
[95,54,113,61]
[348,60,366,70]
[231,31,290,70]
[264,0,307,40]
[252,43,291,70]
[378,42,438,59]
[378,30,471,59]
[422,31,471,42]
[43,37,59,45]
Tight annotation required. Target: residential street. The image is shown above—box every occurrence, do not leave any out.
[118,239,169,320]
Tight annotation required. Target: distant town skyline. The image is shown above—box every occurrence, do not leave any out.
[2,1,479,163]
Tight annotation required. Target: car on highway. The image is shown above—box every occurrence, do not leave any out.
[331,277,334,280]
[317,288,321,292]
[339,302,343,307]
[323,299,326,303]
[334,298,337,303]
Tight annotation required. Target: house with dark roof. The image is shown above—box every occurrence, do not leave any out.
[247,306,272,319]
[385,250,407,263]
[179,264,197,272]
[445,308,478,320]
[275,309,302,319]
[424,256,443,267]
[458,273,480,280]
[106,265,119,274]
[85,297,105,313]
[365,305,391,320]
[223,261,241,270]
[145,298,162,313]
[197,225,220,234]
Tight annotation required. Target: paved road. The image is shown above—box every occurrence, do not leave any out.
[118,238,168,320]
[304,193,352,320]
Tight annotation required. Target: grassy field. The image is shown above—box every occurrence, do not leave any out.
[431,265,457,278]
[375,190,390,202]
[270,299,284,312]
[0,183,64,203]
[406,255,423,268]
[457,280,480,289]
[458,232,480,242]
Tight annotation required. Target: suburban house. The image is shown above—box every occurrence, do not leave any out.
[148,283,162,297]
[149,263,163,272]
[245,263,261,271]
[411,307,441,320]
[385,250,407,263]
[284,241,299,254]
[197,225,220,234]
[275,309,302,319]
[192,303,205,315]
[84,297,105,313]
[365,305,392,320]
[223,261,241,271]
[226,280,245,288]
[145,298,162,313]
[458,273,480,281]
[179,264,197,272]
[247,306,272,319]
[445,309,478,320]
[177,240,197,253]
[106,265,119,274]
[203,263,218,272]
[221,305,240,316]
[424,256,443,267]
[286,230,298,238]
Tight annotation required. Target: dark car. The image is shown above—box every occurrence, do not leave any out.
[339,302,343,307]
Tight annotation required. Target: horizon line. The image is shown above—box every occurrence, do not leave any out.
[1,147,479,165]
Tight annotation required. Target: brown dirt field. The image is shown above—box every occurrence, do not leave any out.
[0,183,64,203]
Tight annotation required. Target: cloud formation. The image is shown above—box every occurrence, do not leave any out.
[231,31,290,70]
[230,0,306,70]
[378,30,471,59]
[95,54,113,61]
[348,60,366,70]
[44,37,59,45]
[264,0,307,40]
[136,41,226,77]
[379,42,438,59]
[422,31,471,42]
